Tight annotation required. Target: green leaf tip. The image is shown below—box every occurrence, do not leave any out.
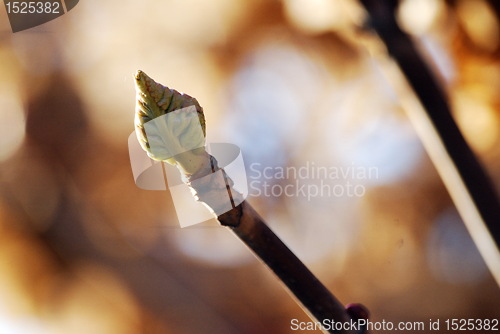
[134,70,207,154]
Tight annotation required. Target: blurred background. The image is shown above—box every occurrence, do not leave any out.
[0,0,499,333]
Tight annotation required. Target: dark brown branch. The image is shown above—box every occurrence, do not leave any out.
[219,202,360,334]
[359,0,500,276]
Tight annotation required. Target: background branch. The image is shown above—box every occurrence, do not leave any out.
[359,0,500,284]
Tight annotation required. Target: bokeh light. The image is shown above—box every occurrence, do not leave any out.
[0,91,25,162]
[427,208,489,284]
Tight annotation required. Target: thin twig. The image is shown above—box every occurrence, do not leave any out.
[358,0,500,283]
[187,152,362,334]
[219,202,355,334]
